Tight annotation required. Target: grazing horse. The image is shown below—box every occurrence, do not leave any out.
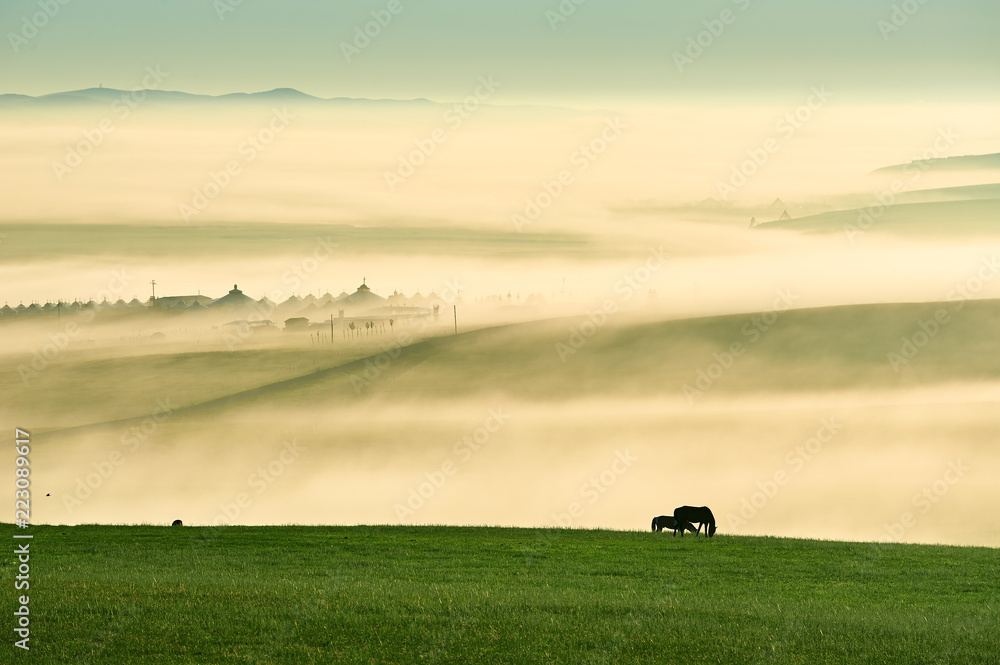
[651,515,697,536]
[673,506,717,537]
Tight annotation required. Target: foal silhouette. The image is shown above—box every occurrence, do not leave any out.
[651,515,697,536]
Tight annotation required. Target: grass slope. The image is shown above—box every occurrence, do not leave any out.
[6,525,998,664]
[0,347,372,429]
[758,199,1000,235]
[150,298,1000,404]
[0,223,620,263]
[873,152,1000,173]
[24,298,1000,438]
[895,183,1000,204]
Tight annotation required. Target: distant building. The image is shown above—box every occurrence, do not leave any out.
[284,317,310,332]
[224,319,275,331]
[346,279,386,307]
[275,295,304,318]
[209,284,257,311]
[0,279,451,329]
[151,294,213,310]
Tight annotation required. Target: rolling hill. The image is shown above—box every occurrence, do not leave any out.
[758,198,1000,235]
[0,87,436,110]
[22,297,1000,436]
[17,299,1000,539]
[873,152,1000,174]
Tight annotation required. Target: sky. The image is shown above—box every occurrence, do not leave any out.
[2,0,999,106]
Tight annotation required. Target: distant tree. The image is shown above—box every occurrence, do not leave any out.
[349,321,355,339]
[389,318,394,334]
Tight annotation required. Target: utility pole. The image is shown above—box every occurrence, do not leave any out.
[330,315,334,344]
[453,305,457,335]
[150,279,157,302]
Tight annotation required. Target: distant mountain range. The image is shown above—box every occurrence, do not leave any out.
[0,87,589,117]
[0,87,439,109]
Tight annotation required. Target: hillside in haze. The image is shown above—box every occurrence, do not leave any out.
[13,298,1000,431]
[13,299,999,545]
[873,152,1000,174]
[758,199,1000,235]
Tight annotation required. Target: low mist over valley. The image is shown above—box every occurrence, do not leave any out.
[3,0,1000,549]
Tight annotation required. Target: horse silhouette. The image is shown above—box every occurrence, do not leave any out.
[673,506,716,537]
[651,515,696,536]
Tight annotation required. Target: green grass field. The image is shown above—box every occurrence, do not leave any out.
[6,525,998,664]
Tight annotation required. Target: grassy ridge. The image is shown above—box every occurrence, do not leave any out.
[7,525,999,664]
[759,199,1000,234]
[1,347,371,429]
[0,223,615,263]
[13,298,1000,436]
[140,299,1000,411]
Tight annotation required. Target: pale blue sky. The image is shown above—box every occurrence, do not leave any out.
[1,0,997,105]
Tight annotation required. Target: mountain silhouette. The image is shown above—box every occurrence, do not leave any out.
[0,87,438,109]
